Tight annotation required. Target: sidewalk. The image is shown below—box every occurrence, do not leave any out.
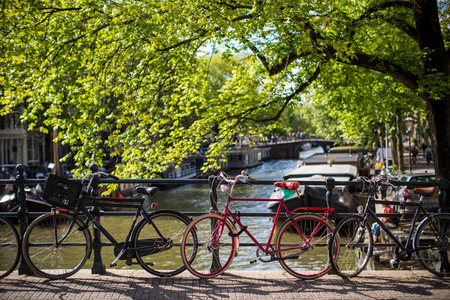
[1,269,449,299]
[402,142,434,174]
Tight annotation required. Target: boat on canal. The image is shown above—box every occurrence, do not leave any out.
[268,163,359,215]
[0,186,50,222]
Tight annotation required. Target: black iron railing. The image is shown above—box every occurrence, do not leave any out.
[0,164,448,275]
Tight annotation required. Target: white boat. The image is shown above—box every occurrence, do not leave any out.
[268,164,359,215]
[300,143,312,151]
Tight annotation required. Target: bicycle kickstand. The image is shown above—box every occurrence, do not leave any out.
[110,249,126,267]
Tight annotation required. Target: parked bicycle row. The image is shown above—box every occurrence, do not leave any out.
[1,168,449,280]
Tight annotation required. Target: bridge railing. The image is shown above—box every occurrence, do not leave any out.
[0,164,448,275]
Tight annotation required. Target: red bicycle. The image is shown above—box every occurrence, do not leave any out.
[180,171,337,279]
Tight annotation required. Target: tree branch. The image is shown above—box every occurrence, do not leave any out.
[344,52,419,91]
[357,0,418,41]
[225,65,322,123]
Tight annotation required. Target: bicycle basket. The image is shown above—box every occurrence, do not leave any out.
[42,174,83,210]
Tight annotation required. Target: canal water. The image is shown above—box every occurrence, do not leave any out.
[96,147,325,272]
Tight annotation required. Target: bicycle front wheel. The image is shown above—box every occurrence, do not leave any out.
[180,214,237,279]
[133,210,194,277]
[275,213,335,279]
[414,213,450,276]
[329,215,373,278]
[22,212,92,279]
[0,217,20,279]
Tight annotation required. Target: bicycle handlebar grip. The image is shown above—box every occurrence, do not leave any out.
[248,176,258,183]
[91,172,120,180]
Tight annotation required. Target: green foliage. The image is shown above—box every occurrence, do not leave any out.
[1,0,448,177]
[308,64,424,144]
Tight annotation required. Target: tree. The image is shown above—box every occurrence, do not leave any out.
[1,1,449,199]
[308,63,425,172]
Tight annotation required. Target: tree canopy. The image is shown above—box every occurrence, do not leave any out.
[1,1,449,184]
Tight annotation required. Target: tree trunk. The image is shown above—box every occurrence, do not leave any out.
[395,109,405,172]
[424,95,450,209]
[391,132,399,171]
[415,0,450,209]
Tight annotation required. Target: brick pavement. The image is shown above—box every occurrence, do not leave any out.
[1,269,449,299]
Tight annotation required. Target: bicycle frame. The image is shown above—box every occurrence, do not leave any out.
[360,198,428,257]
[218,195,334,259]
[59,194,161,265]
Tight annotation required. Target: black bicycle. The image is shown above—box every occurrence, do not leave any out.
[328,176,450,278]
[21,171,197,279]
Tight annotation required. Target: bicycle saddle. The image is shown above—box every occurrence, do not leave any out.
[413,187,435,196]
[136,186,159,197]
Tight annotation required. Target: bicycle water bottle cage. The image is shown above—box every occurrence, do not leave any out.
[274,181,301,198]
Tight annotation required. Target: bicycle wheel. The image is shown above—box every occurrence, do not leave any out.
[133,210,194,277]
[22,212,92,279]
[275,213,336,279]
[180,213,237,278]
[414,213,450,276]
[329,215,373,278]
[0,217,20,279]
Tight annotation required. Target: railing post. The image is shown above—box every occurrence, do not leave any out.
[15,164,33,275]
[438,177,448,213]
[325,177,336,221]
[89,164,106,274]
[208,175,222,272]
[208,175,219,212]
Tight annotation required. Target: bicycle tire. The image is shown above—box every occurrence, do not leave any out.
[133,210,194,277]
[275,213,336,279]
[0,216,20,279]
[22,212,92,279]
[414,213,450,277]
[329,215,373,278]
[180,213,237,278]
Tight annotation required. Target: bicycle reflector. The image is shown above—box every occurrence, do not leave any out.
[402,187,411,199]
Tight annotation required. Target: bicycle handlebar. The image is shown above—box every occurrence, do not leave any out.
[217,171,257,184]
[89,171,120,180]
[356,176,395,192]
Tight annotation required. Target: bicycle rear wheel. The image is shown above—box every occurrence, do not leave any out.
[133,210,195,277]
[329,215,373,278]
[0,217,20,279]
[275,213,336,279]
[180,213,236,278]
[22,212,92,279]
[414,213,450,276]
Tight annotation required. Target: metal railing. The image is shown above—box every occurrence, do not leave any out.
[1,164,448,275]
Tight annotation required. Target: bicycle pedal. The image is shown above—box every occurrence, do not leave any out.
[389,258,399,269]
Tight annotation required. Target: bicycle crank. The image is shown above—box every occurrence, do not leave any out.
[250,247,275,264]
[395,241,412,261]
